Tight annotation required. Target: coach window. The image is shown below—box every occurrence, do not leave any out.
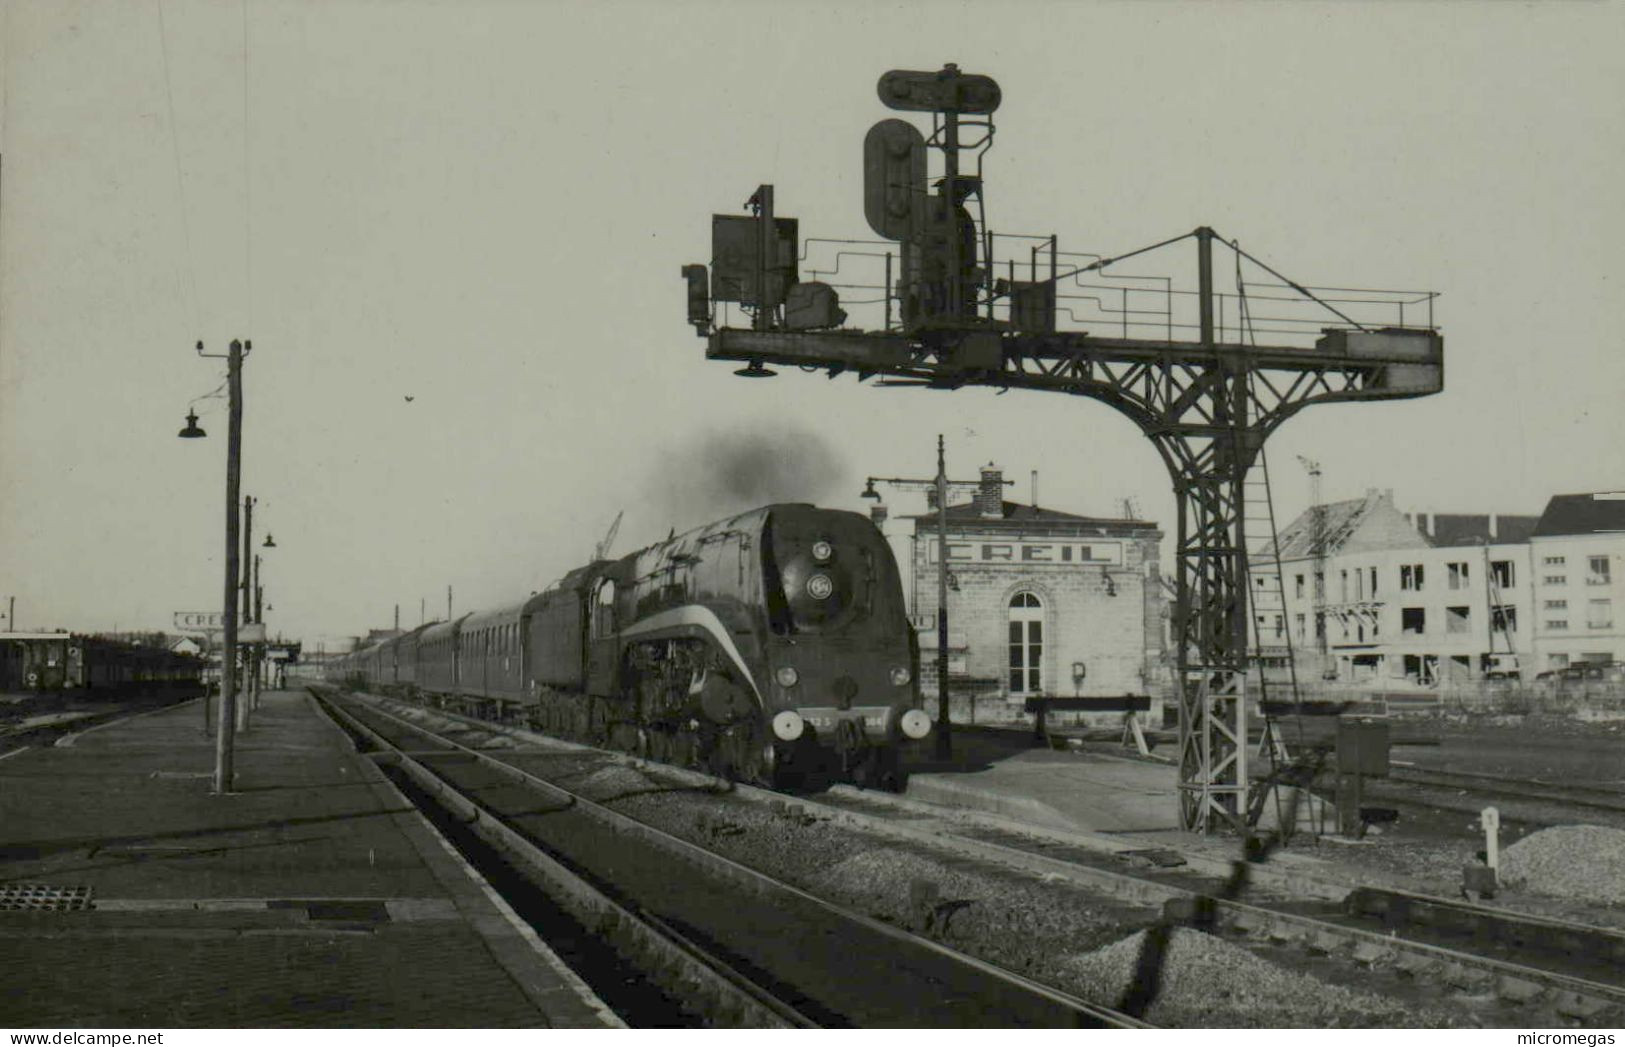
[1008,592,1044,695]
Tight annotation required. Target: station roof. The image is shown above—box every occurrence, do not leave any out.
[906,500,1159,534]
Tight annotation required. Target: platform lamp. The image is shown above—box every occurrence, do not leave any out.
[179,337,251,795]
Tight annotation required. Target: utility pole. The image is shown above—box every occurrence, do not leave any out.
[862,435,1002,759]
[240,495,254,727]
[213,341,247,792]
[447,585,452,622]
[254,563,263,699]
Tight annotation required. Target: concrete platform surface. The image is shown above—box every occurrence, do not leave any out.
[904,726,1182,834]
[0,691,617,1028]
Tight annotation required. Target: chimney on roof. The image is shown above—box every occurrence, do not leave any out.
[1489,513,1498,541]
[869,502,889,528]
[977,463,1004,518]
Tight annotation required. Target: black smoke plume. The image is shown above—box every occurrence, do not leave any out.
[644,423,847,534]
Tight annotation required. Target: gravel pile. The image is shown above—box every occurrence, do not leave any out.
[1499,824,1625,906]
[568,762,658,799]
[1060,927,1441,1028]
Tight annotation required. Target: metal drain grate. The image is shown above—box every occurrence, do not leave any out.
[0,885,94,911]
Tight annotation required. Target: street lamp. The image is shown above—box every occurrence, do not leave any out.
[862,434,1004,759]
[178,338,250,794]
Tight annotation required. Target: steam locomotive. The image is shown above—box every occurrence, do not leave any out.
[330,503,930,788]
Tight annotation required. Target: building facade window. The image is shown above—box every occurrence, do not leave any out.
[1370,567,1378,597]
[1587,599,1614,630]
[1446,606,1470,634]
[1447,562,1470,591]
[1007,592,1044,695]
[1548,653,1570,670]
[1546,620,1569,631]
[1491,560,1515,590]
[1401,607,1426,635]
[1492,605,1517,633]
[1545,599,1568,610]
[1294,574,1305,600]
[1589,556,1612,586]
[1545,575,1568,586]
[1294,613,1306,641]
[1400,564,1424,591]
[1543,556,1566,566]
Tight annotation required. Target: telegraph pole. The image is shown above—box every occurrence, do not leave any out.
[863,436,1001,759]
[217,340,247,791]
[240,495,254,728]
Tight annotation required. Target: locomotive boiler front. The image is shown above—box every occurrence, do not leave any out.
[758,507,927,749]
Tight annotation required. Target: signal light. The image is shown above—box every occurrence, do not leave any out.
[877,66,1001,115]
[682,264,710,330]
[863,118,925,242]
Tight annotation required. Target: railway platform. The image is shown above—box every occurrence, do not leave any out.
[0,690,618,1028]
[904,725,1182,834]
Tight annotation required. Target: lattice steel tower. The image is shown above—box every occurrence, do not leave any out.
[681,65,1443,831]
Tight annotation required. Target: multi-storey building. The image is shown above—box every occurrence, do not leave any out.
[1525,492,1625,673]
[1250,489,1542,686]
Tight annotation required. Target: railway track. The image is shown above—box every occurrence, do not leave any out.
[323,687,1625,1026]
[1386,764,1625,816]
[312,687,1148,1028]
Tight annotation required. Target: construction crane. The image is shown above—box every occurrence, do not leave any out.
[1296,457,1329,671]
[594,511,623,562]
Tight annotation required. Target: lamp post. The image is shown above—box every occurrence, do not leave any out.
[179,338,250,794]
[861,434,999,759]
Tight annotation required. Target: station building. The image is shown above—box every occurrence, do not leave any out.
[874,464,1167,722]
[1248,488,1625,686]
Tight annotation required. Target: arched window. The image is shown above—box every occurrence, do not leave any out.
[1008,591,1043,694]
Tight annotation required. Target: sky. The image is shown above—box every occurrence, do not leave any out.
[2,0,1623,650]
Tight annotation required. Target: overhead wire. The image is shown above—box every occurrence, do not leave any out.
[155,0,200,336]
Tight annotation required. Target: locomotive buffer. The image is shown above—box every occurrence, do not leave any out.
[681,65,1444,833]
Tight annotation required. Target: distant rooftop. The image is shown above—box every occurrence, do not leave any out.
[1532,492,1625,538]
[1416,512,1541,547]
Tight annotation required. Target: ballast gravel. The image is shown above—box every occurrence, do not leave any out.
[1499,824,1625,906]
[1061,927,1445,1028]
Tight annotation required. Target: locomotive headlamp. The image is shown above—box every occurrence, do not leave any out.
[806,574,834,600]
[771,710,806,742]
[899,709,932,740]
[776,666,799,688]
[890,666,912,687]
[811,540,834,562]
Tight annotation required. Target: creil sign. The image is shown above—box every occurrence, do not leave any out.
[173,611,224,632]
[927,539,1123,567]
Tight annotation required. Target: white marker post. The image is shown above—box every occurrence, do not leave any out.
[1482,806,1501,877]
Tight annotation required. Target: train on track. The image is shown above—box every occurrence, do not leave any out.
[1,632,202,693]
[328,503,931,789]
